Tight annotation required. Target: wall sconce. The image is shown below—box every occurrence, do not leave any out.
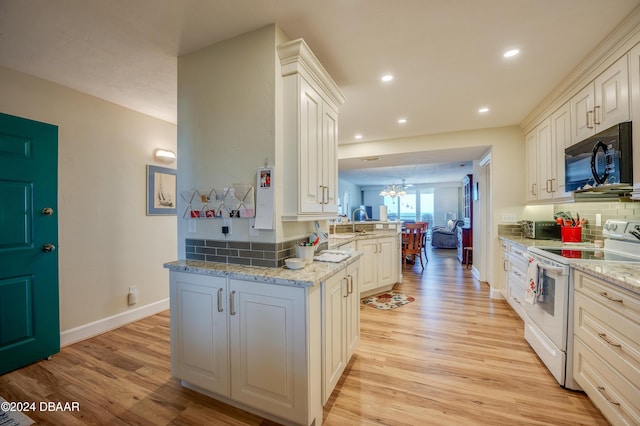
[154,149,176,164]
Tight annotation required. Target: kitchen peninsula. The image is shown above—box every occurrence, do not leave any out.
[165,252,362,426]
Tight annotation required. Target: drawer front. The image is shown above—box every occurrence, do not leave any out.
[574,291,640,389]
[508,279,528,321]
[509,243,528,259]
[574,270,640,325]
[574,338,640,425]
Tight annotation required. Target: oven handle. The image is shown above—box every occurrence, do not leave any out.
[538,264,566,274]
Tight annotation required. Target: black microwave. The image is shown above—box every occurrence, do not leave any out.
[565,122,632,192]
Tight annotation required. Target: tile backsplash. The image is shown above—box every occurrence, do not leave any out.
[185,238,327,268]
[554,199,640,242]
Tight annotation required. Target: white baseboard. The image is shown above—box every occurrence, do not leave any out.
[490,287,506,300]
[60,298,170,347]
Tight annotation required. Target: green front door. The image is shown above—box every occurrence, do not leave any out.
[0,112,59,375]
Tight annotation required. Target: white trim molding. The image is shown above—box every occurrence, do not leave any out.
[60,298,170,347]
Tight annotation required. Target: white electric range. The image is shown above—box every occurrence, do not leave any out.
[525,219,640,390]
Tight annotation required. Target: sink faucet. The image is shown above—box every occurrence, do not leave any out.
[352,208,369,232]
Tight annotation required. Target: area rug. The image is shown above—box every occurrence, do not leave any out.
[0,397,34,426]
[361,292,415,310]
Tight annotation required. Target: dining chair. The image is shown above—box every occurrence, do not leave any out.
[417,221,428,261]
[402,223,426,270]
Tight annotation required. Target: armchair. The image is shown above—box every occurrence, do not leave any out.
[431,219,464,249]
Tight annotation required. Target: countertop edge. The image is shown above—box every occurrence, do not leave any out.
[499,235,640,294]
[164,251,363,288]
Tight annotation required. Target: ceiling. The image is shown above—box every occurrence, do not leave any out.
[1,0,639,186]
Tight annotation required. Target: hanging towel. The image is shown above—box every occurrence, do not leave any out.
[525,258,540,304]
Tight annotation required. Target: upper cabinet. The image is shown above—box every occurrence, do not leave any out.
[629,43,640,197]
[570,55,630,145]
[525,102,572,204]
[278,39,346,221]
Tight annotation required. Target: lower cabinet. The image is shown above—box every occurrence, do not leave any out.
[322,259,360,404]
[357,235,397,295]
[573,270,640,426]
[170,271,322,426]
[505,243,529,322]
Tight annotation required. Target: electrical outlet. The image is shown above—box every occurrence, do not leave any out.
[595,213,602,227]
[223,218,232,235]
[128,286,138,305]
[502,213,517,223]
[188,219,196,233]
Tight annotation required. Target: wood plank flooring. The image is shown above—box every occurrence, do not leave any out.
[0,247,608,425]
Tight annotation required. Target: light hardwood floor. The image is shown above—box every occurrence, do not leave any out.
[0,247,608,425]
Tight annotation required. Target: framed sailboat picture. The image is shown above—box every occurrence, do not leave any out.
[147,165,177,215]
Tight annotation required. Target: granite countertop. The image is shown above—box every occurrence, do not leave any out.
[500,235,640,294]
[164,251,363,288]
[573,263,640,294]
[499,235,573,249]
[328,231,399,249]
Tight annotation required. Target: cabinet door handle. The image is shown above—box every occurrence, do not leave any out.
[550,178,556,192]
[323,186,329,205]
[531,183,537,196]
[343,277,349,298]
[599,291,624,304]
[230,290,236,315]
[597,386,621,406]
[503,260,509,271]
[348,275,354,295]
[217,288,224,312]
[319,185,325,204]
[586,110,594,129]
[598,333,622,348]
[593,105,601,125]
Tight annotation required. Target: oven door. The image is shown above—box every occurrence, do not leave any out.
[521,260,569,351]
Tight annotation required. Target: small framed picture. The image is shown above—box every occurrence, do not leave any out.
[147,165,177,215]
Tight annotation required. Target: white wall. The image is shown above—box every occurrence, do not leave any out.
[338,178,361,218]
[0,66,177,340]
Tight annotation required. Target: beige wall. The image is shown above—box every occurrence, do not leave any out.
[0,66,177,335]
[177,24,313,257]
[339,126,526,291]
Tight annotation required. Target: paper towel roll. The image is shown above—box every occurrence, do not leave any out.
[379,205,388,221]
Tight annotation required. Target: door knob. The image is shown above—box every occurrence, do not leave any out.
[42,244,56,252]
[41,207,54,216]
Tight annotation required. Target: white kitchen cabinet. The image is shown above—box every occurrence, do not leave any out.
[357,235,397,296]
[505,242,529,322]
[628,43,640,195]
[525,129,538,203]
[549,102,572,199]
[170,271,322,426]
[322,259,360,404]
[525,102,572,203]
[570,55,629,145]
[534,118,553,201]
[170,273,229,396]
[279,39,346,221]
[573,270,640,426]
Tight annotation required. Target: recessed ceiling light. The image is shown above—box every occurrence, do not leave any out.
[397,118,407,124]
[381,74,394,82]
[478,107,490,113]
[503,49,520,58]
[355,134,363,140]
